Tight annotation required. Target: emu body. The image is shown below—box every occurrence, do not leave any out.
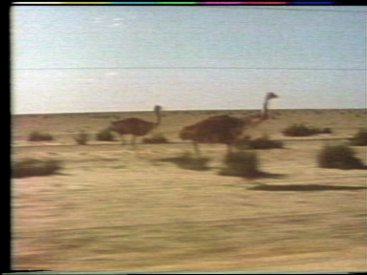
[179,93,278,154]
[109,105,162,146]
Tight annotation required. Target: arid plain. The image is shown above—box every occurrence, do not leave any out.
[11,108,367,272]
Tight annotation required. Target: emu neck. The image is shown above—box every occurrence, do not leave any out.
[155,111,161,126]
[261,98,270,120]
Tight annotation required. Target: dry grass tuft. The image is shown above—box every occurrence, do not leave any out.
[143,133,170,144]
[317,144,366,170]
[28,131,54,141]
[159,152,210,171]
[219,151,260,178]
[12,158,63,178]
[235,135,283,150]
[96,128,116,141]
[74,130,89,145]
[283,124,332,137]
[349,129,367,146]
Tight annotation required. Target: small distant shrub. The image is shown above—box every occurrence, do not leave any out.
[28,131,54,141]
[220,151,260,178]
[349,129,367,146]
[317,144,365,170]
[235,135,283,150]
[96,128,116,141]
[12,158,62,178]
[142,133,169,144]
[74,130,89,145]
[282,124,332,137]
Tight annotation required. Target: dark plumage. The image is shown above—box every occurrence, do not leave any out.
[179,93,278,154]
[109,105,162,145]
[180,115,245,144]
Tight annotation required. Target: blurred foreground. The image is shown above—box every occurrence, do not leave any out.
[12,109,367,272]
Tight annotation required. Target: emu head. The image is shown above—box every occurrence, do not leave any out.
[265,92,279,101]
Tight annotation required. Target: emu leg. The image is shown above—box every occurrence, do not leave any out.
[226,144,233,156]
[130,135,137,148]
[120,135,126,145]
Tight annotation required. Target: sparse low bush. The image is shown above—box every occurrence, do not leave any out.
[322,127,332,134]
[12,158,62,178]
[235,135,283,150]
[220,151,260,178]
[317,144,365,170]
[28,131,54,141]
[177,153,209,170]
[74,130,89,145]
[159,152,210,171]
[96,128,116,141]
[349,129,367,146]
[282,124,332,137]
[142,133,169,144]
[233,135,252,150]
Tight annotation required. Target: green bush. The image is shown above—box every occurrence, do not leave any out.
[28,131,54,141]
[74,130,89,145]
[142,133,169,144]
[235,135,283,150]
[317,144,365,169]
[96,128,116,141]
[350,129,367,146]
[12,158,62,178]
[220,151,260,178]
[282,124,332,137]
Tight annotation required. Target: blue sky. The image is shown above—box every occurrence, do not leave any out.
[11,5,367,114]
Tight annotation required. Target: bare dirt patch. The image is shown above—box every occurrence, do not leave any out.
[11,109,367,272]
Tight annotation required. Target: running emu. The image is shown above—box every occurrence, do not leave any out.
[179,93,279,155]
[109,105,162,146]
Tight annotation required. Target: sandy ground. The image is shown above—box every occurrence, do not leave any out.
[11,109,367,272]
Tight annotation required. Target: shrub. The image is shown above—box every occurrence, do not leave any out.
[177,153,209,170]
[74,130,89,145]
[282,124,332,137]
[321,127,332,134]
[220,151,260,178]
[28,131,54,141]
[96,128,116,141]
[159,152,210,171]
[12,158,62,178]
[233,135,252,150]
[235,135,283,150]
[142,133,169,144]
[350,129,367,146]
[317,144,365,170]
